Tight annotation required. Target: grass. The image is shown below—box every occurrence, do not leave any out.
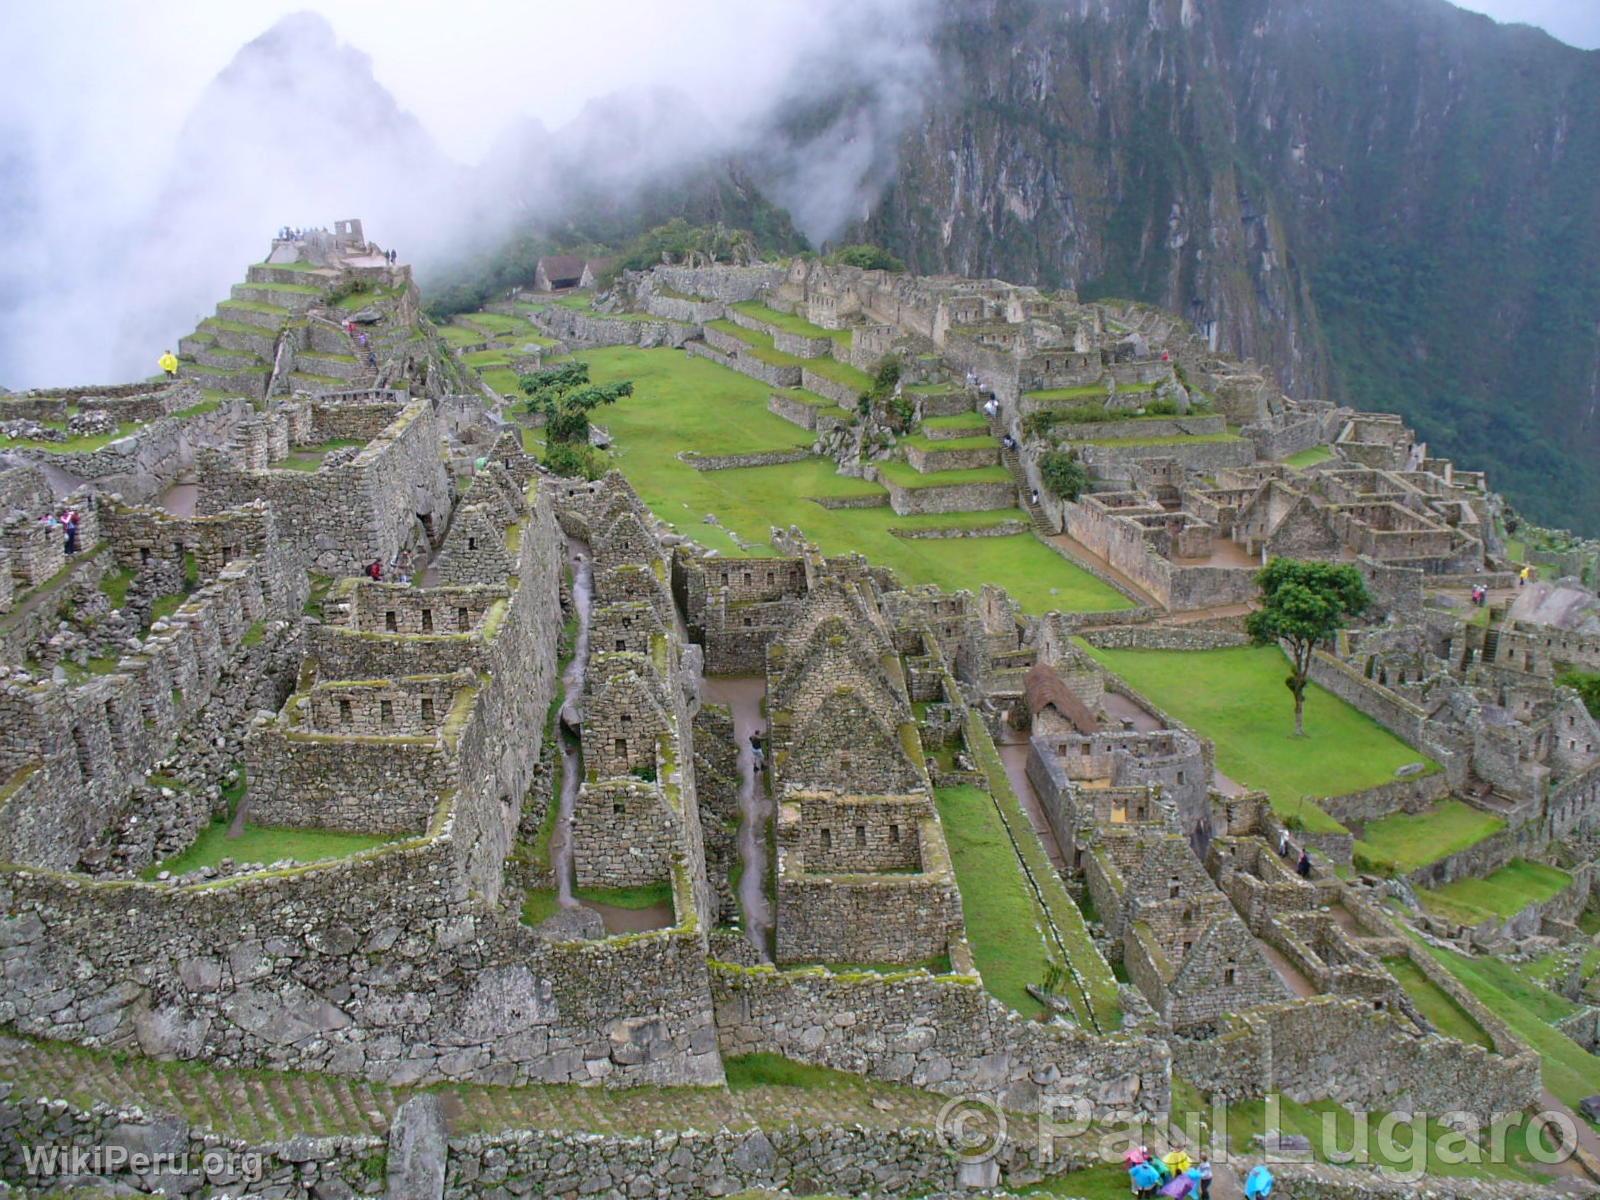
[0,422,138,453]
[1285,445,1336,468]
[723,1053,860,1091]
[922,411,988,433]
[147,592,187,626]
[98,566,135,608]
[146,817,398,878]
[799,355,873,390]
[522,888,562,926]
[1419,938,1600,1115]
[705,320,807,367]
[1420,859,1571,924]
[1220,1091,1554,1183]
[1081,644,1433,834]
[573,881,673,910]
[1075,430,1242,447]
[729,301,851,345]
[964,712,1121,1027]
[566,346,1132,614]
[1381,955,1493,1047]
[278,438,363,472]
[933,785,1051,1019]
[897,433,999,454]
[1356,800,1506,875]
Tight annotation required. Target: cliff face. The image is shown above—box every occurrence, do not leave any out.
[853,0,1600,532]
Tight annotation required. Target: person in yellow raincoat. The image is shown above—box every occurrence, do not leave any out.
[158,350,179,378]
[1162,1148,1192,1176]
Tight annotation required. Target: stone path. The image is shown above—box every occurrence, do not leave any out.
[997,731,1070,873]
[1255,937,1318,1000]
[701,674,773,957]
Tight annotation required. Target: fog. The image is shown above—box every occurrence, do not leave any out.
[0,1,936,389]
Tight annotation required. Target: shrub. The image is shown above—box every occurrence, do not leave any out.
[542,441,604,480]
[1039,450,1090,501]
[1558,670,1600,718]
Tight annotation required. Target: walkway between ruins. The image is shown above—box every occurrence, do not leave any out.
[550,534,592,908]
[1044,530,1160,608]
[701,674,773,957]
[997,730,1069,873]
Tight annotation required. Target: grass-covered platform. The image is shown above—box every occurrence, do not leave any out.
[1420,859,1571,925]
[1355,799,1505,875]
[561,346,1131,614]
[1081,643,1436,834]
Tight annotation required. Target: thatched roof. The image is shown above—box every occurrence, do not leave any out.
[1024,662,1100,733]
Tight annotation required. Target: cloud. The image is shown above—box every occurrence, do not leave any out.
[0,1,939,389]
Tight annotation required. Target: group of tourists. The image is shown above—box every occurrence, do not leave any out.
[1125,1147,1217,1198]
[1470,584,1489,607]
[1127,1150,1272,1199]
[39,507,83,555]
[365,550,418,585]
[1276,828,1314,879]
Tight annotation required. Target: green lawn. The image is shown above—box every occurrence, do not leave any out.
[146,819,398,878]
[705,320,806,367]
[897,433,998,454]
[1285,445,1336,469]
[933,785,1051,1019]
[1381,956,1493,1047]
[1356,800,1505,875]
[570,347,1131,613]
[0,422,139,453]
[798,355,873,391]
[440,324,488,347]
[277,438,363,472]
[1220,1091,1554,1184]
[922,411,988,433]
[1420,859,1571,924]
[1421,939,1600,1116]
[963,712,1121,1028]
[1080,644,1434,833]
[729,302,850,345]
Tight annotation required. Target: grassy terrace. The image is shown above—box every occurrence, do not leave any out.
[1081,644,1435,835]
[1421,938,1600,1117]
[1356,799,1505,875]
[278,437,363,471]
[729,301,850,345]
[799,354,873,390]
[875,460,1011,489]
[0,421,139,453]
[1381,955,1493,1047]
[964,711,1121,1028]
[922,411,988,434]
[772,385,840,409]
[934,785,1054,1019]
[897,432,997,454]
[1075,430,1242,447]
[1285,444,1336,468]
[1025,382,1155,403]
[1420,859,1571,925]
[705,320,806,367]
[569,347,1132,614]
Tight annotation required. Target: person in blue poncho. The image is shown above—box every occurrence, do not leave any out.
[1129,1159,1162,1197]
[1244,1163,1275,1198]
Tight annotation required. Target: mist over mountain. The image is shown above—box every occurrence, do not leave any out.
[841,0,1600,532]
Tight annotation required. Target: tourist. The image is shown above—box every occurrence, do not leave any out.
[1158,1173,1193,1199]
[158,349,178,378]
[983,397,999,419]
[1194,1156,1212,1199]
[1296,848,1312,879]
[1129,1159,1162,1198]
[1001,433,1016,451]
[62,510,79,554]
[1030,487,1040,507]
[1243,1164,1274,1198]
[366,351,378,370]
[366,559,383,582]
[1277,829,1290,858]
[1519,564,1531,587]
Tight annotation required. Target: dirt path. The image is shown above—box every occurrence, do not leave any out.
[701,675,773,958]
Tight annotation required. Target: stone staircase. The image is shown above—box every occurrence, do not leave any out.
[1001,445,1054,535]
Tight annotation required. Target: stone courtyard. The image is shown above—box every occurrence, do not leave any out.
[2,227,1599,1199]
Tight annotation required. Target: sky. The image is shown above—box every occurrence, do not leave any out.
[0,0,1593,388]
[1450,0,1600,48]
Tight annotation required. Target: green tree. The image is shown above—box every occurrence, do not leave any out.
[831,243,906,272]
[1038,450,1090,501]
[519,363,632,477]
[1557,670,1600,719]
[1244,559,1372,737]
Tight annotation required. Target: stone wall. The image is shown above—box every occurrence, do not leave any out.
[1319,771,1450,829]
[648,264,786,303]
[197,398,451,575]
[880,477,1016,517]
[1170,996,1540,1125]
[712,961,1170,1116]
[535,306,697,349]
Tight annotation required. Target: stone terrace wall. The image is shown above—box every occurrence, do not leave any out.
[17,399,250,504]
[649,264,787,303]
[713,963,1170,1116]
[1171,996,1540,1125]
[534,306,696,349]
[197,398,450,574]
[0,562,273,870]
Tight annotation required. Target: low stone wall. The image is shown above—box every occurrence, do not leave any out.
[1079,626,1250,651]
[810,492,891,510]
[534,306,696,350]
[905,442,1000,472]
[684,448,814,472]
[891,520,1029,539]
[641,291,725,324]
[1077,437,1256,477]
[773,330,833,358]
[1320,771,1449,829]
[649,264,786,303]
[712,961,1170,1116]
[1306,651,1429,749]
[1170,996,1540,1125]
[768,390,834,430]
[1268,1163,1561,1199]
[880,477,1016,517]
[801,367,861,406]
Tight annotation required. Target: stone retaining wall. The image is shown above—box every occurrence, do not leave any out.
[801,367,861,406]
[879,477,1016,517]
[1320,771,1450,829]
[905,442,1000,472]
[684,448,814,472]
[712,961,1170,1116]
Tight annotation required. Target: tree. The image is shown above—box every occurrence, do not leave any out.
[1039,450,1090,501]
[830,243,906,272]
[1244,559,1372,737]
[519,362,632,478]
